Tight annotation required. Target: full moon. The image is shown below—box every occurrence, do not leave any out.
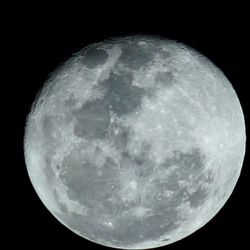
[24,35,246,249]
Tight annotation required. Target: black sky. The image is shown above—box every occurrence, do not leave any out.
[8,3,249,249]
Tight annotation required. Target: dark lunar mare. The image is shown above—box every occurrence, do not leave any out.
[155,70,175,87]
[71,68,146,141]
[118,42,153,70]
[56,145,213,247]
[100,71,146,116]
[72,100,110,139]
[82,46,109,68]
[70,37,176,142]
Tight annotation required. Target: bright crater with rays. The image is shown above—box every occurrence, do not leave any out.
[24,35,246,249]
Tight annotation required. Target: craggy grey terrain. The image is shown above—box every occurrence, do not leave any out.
[24,36,245,249]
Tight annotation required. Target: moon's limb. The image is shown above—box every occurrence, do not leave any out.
[24,35,246,249]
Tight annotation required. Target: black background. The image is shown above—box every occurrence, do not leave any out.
[9,3,249,249]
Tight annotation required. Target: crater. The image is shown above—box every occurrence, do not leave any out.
[37,97,44,106]
[83,46,108,68]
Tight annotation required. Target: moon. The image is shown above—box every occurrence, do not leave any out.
[24,35,246,249]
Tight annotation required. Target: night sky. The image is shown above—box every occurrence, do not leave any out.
[7,3,249,249]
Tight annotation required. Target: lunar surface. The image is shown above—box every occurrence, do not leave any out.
[24,35,246,249]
